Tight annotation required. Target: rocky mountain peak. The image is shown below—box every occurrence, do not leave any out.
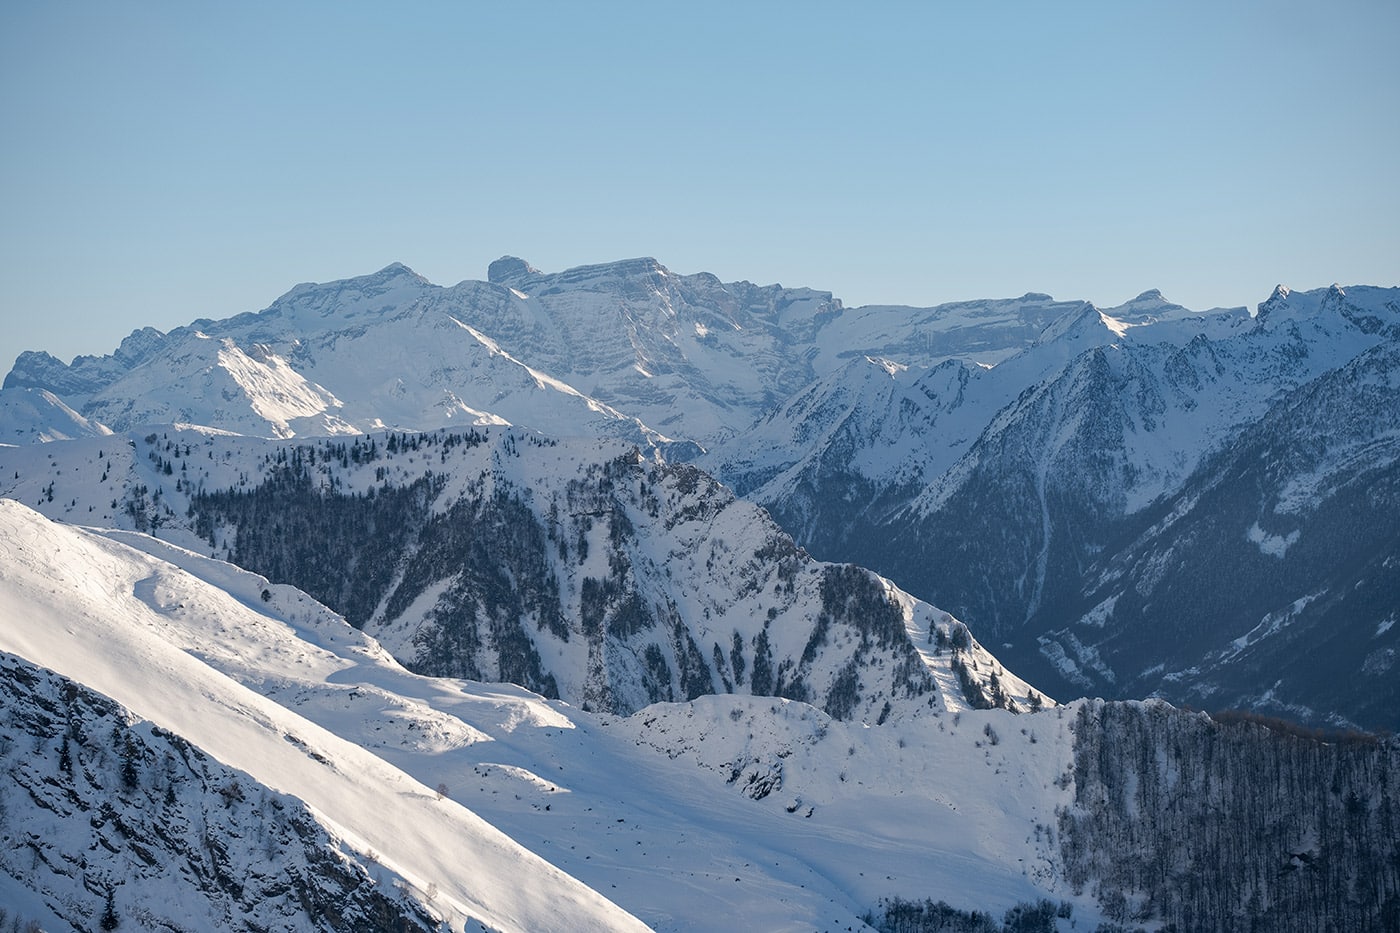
[1257,284,1292,320]
[487,255,539,284]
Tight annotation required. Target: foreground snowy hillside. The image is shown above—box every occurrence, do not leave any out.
[0,499,648,933]
[4,500,1397,931]
[0,498,1080,929]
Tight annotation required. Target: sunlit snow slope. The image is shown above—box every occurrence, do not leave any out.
[0,498,649,933]
[0,499,1099,931]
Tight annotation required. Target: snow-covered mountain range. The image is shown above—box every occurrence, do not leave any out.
[9,257,1394,728]
[3,256,1399,928]
[1,259,1101,450]
[706,282,1400,729]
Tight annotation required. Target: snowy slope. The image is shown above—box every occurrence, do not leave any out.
[0,498,1100,930]
[0,498,650,933]
[0,386,112,444]
[80,330,360,439]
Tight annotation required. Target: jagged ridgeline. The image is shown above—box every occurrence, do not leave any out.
[0,653,435,933]
[184,427,1011,721]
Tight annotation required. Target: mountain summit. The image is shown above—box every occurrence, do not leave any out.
[487,255,539,284]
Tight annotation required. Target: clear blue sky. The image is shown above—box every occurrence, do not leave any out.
[2,0,1397,372]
